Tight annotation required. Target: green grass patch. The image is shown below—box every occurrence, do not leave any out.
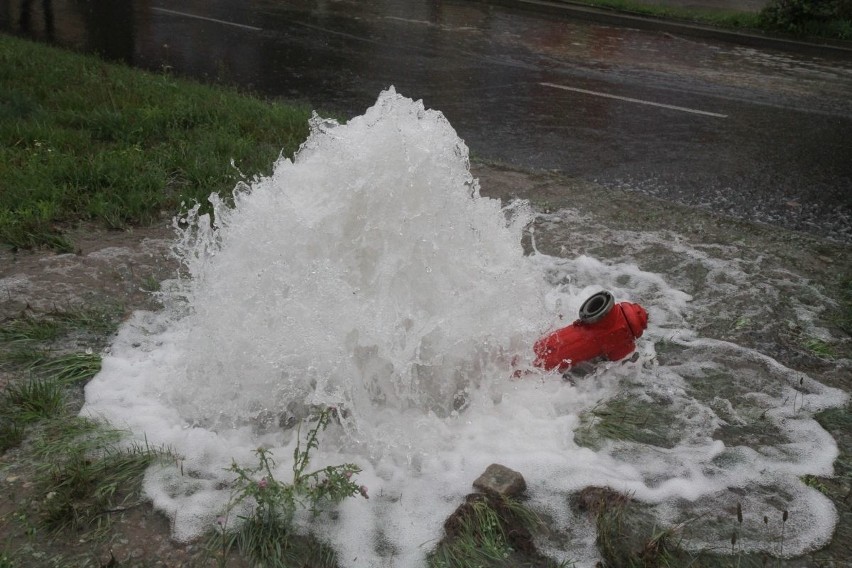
[803,338,836,359]
[0,316,62,343]
[0,348,103,386]
[0,345,52,369]
[32,418,172,534]
[212,516,338,568]
[0,307,119,450]
[140,274,161,293]
[569,0,763,28]
[0,370,173,536]
[574,392,679,450]
[1,34,313,250]
[0,306,122,346]
[833,277,852,335]
[27,351,102,385]
[758,0,852,39]
[0,420,26,453]
[571,0,852,39]
[814,405,852,433]
[1,377,66,424]
[428,493,568,568]
[0,358,103,454]
[586,488,778,567]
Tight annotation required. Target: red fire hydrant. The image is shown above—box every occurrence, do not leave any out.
[533,291,648,372]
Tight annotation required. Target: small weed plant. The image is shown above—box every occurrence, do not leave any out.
[214,407,366,567]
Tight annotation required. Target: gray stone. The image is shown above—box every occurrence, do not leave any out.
[472,463,526,498]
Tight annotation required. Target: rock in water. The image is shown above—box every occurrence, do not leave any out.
[472,463,527,498]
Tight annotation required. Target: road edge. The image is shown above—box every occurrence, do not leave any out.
[482,0,852,56]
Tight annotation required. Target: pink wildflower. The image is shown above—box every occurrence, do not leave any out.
[344,471,352,480]
[258,477,268,489]
[359,485,369,499]
[216,516,226,526]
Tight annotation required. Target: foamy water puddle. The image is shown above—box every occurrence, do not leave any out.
[82,89,847,567]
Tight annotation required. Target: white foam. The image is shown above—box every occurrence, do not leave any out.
[82,88,847,566]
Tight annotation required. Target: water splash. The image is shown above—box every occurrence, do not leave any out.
[83,88,846,566]
[168,87,549,438]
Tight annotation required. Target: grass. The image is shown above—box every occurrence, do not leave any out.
[573,0,762,29]
[593,494,676,567]
[0,306,174,549]
[574,392,678,450]
[140,274,161,293]
[0,306,122,345]
[0,310,117,412]
[569,0,852,39]
[211,516,338,568]
[429,493,570,568]
[803,338,835,359]
[587,489,786,567]
[833,277,852,336]
[814,404,852,433]
[1,377,65,424]
[0,420,25,453]
[1,388,172,536]
[0,317,62,343]
[33,419,172,534]
[24,352,103,385]
[0,34,313,251]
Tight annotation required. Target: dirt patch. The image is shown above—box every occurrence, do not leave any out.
[0,225,176,323]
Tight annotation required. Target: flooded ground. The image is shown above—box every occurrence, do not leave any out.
[2,158,848,566]
[2,1,850,562]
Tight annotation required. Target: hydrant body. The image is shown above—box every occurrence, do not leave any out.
[534,291,648,372]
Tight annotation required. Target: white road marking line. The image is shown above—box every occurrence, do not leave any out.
[540,82,728,118]
[151,7,262,31]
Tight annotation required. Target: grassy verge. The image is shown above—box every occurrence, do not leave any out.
[0,33,312,251]
[565,0,852,39]
[570,0,762,28]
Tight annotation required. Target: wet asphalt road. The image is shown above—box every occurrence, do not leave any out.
[3,0,851,242]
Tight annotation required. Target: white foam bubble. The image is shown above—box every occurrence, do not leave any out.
[82,88,847,566]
